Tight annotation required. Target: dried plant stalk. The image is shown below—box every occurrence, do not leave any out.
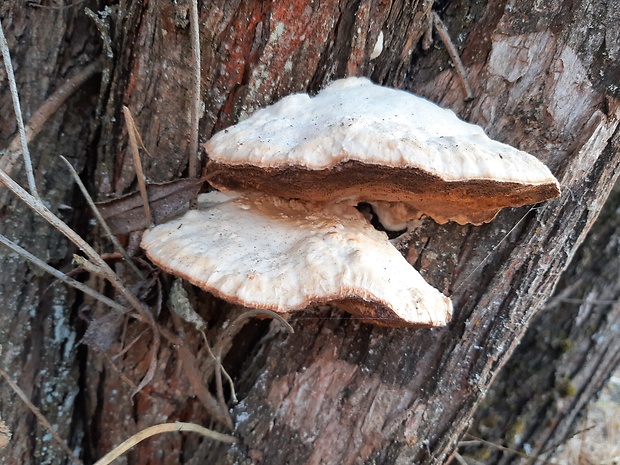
[93,422,237,465]
[188,0,201,182]
[0,60,102,180]
[59,155,144,279]
[122,106,153,229]
[431,12,473,100]
[0,21,38,198]
[0,233,129,313]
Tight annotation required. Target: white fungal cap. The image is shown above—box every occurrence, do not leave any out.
[141,191,452,328]
[205,77,560,225]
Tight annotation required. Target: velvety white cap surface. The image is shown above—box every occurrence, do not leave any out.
[141,191,452,327]
[205,77,558,185]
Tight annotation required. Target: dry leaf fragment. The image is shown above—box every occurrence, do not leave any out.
[96,178,202,235]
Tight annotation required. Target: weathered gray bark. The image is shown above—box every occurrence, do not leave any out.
[0,2,101,464]
[464,180,620,464]
[0,1,619,465]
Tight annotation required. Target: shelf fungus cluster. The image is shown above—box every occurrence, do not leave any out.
[142,77,560,328]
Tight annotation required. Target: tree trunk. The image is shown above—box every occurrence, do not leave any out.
[1,1,619,465]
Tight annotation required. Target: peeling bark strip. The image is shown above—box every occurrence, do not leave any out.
[1,1,619,465]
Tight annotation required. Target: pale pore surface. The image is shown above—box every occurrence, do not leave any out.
[141,192,452,327]
[205,77,558,185]
[370,201,423,231]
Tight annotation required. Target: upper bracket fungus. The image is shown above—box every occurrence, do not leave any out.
[205,77,560,225]
[141,192,452,328]
[142,77,561,328]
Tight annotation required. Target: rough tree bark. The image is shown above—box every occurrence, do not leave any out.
[464,182,620,464]
[0,1,618,465]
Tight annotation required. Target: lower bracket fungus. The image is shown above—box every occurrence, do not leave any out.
[141,191,452,328]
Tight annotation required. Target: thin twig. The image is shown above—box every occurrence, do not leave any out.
[27,0,87,10]
[215,308,294,356]
[463,434,561,465]
[93,422,237,465]
[0,368,83,465]
[122,106,153,229]
[0,21,39,197]
[111,328,149,361]
[162,324,234,429]
[189,0,201,186]
[203,332,230,410]
[540,422,598,457]
[219,363,238,403]
[213,350,227,412]
[169,282,238,405]
[202,331,238,404]
[0,233,128,313]
[60,156,144,280]
[432,12,473,100]
[0,60,102,179]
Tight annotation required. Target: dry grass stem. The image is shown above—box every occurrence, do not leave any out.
[0,233,128,313]
[0,21,38,198]
[451,452,469,465]
[214,308,294,357]
[220,362,238,403]
[197,308,295,407]
[462,434,561,465]
[122,106,153,229]
[60,155,144,279]
[202,331,231,411]
[0,167,110,276]
[175,337,234,429]
[0,60,102,180]
[93,422,237,465]
[169,282,239,407]
[189,0,201,184]
[111,328,149,361]
[165,316,234,429]
[431,12,473,100]
[0,368,83,465]
[203,331,238,404]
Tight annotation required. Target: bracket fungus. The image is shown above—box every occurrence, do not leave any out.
[205,77,560,225]
[141,192,452,327]
[142,77,561,328]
